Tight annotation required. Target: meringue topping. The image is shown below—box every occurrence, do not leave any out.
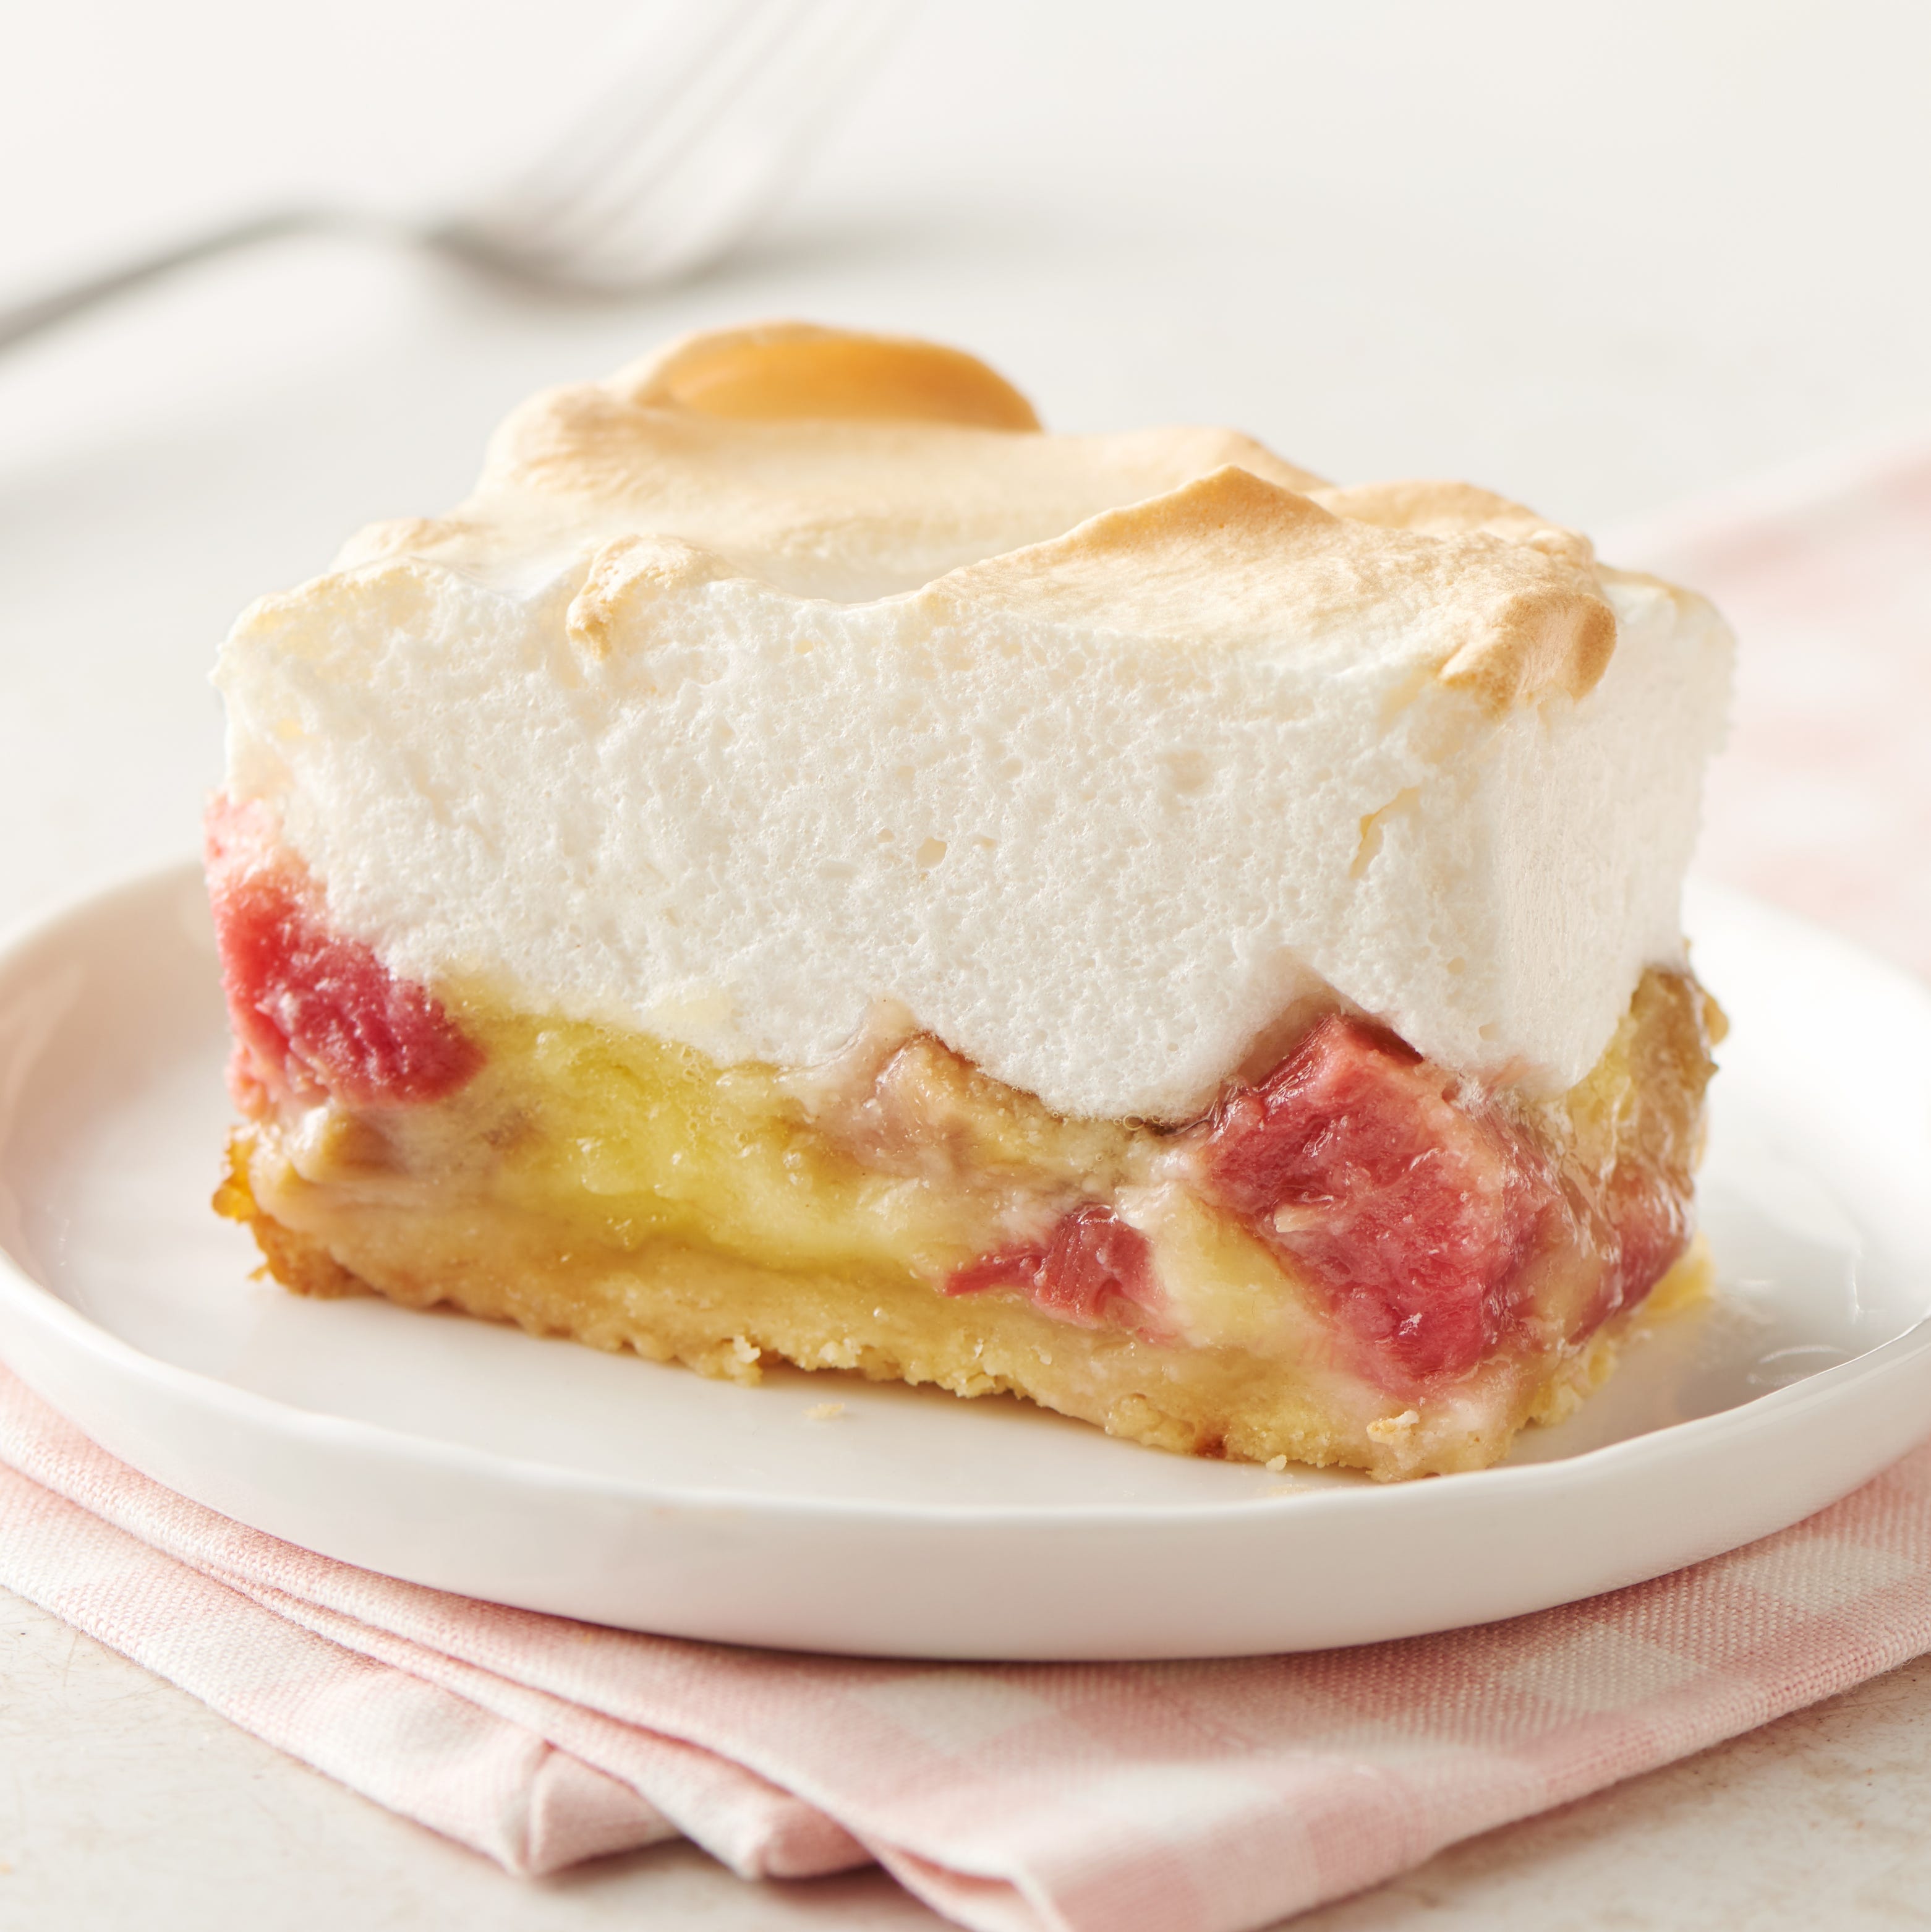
[216,323,1733,1118]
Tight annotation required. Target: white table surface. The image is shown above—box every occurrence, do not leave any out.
[4,3,1931,1925]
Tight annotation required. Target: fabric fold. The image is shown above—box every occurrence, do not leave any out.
[7,1362,1931,1932]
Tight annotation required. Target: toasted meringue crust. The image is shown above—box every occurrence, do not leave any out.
[218,323,1733,1117]
[616,320,1045,430]
[927,465,1619,711]
[333,326,1642,701]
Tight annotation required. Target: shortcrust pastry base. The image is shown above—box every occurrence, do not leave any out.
[216,1143,1709,1482]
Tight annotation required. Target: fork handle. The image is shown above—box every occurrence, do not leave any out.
[0,207,350,356]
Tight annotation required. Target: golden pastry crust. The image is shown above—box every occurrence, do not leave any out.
[218,1137,1708,1482]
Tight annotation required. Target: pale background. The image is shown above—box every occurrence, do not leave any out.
[4,2,1931,1925]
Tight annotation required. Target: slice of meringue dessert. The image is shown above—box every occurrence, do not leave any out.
[208,322,1731,1479]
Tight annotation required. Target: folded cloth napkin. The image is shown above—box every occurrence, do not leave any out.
[3,438,1928,1932]
[7,1364,1931,1931]
[1609,430,1931,982]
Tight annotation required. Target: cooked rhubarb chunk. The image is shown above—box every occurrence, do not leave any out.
[207,805,480,1109]
[1198,1016,1557,1387]
[946,1205,1163,1331]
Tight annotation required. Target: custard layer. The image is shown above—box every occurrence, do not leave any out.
[217,967,1720,1479]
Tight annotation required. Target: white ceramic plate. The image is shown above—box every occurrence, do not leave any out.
[1,866,1928,1660]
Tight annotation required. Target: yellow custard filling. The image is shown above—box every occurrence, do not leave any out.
[281,994,1138,1299]
[242,967,1716,1372]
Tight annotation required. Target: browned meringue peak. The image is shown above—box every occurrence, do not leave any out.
[617,320,1046,429]
[335,324,1317,597]
[1310,479,1596,570]
[922,467,1617,711]
[333,323,1619,706]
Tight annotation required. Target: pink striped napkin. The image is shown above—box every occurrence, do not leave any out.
[1608,431,1931,981]
[3,435,1929,1931]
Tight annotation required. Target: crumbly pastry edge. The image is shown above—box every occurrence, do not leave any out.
[215,1135,1712,1483]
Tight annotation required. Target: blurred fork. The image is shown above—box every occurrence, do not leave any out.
[0,0,903,356]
